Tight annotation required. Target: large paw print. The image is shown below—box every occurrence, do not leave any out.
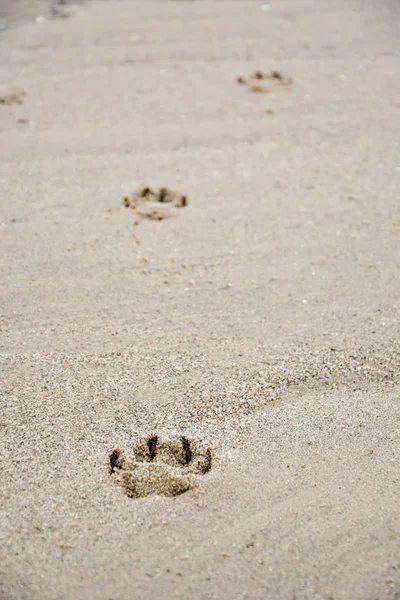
[109,435,212,498]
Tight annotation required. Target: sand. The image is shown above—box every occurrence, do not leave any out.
[0,0,399,598]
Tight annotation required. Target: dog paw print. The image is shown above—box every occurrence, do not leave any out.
[236,70,293,93]
[109,435,212,498]
[122,186,188,223]
[0,91,26,105]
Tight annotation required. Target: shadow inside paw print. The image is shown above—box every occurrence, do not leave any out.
[109,435,212,498]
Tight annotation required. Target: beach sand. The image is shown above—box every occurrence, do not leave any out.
[0,1,399,598]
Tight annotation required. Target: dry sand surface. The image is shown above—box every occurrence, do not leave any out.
[1,0,400,598]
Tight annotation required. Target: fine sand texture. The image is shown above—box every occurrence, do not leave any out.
[1,1,400,599]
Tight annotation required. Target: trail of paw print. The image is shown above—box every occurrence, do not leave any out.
[122,186,188,223]
[236,70,293,94]
[109,435,212,498]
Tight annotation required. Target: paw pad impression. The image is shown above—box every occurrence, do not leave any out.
[122,186,188,223]
[236,70,293,93]
[109,435,212,498]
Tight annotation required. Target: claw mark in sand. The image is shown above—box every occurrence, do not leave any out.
[109,435,212,498]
